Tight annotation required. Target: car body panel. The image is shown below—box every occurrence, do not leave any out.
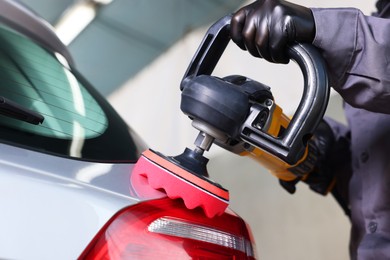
[0,143,160,259]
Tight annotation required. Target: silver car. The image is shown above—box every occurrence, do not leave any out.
[0,1,256,259]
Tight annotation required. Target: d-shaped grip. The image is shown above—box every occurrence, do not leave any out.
[241,44,329,164]
[180,15,329,165]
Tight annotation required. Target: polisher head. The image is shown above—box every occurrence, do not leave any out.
[131,149,229,218]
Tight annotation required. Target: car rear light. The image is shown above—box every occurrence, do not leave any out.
[79,197,256,259]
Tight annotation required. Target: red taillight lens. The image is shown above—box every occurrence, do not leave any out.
[79,198,256,259]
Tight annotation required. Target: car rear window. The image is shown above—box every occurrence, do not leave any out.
[0,23,146,162]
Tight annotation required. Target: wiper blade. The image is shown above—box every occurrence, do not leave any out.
[0,96,44,125]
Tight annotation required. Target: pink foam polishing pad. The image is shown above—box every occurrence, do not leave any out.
[131,149,229,218]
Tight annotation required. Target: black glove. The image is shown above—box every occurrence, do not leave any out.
[280,120,336,195]
[230,0,315,63]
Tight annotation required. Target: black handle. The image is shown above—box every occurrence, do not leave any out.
[180,14,329,165]
[240,43,329,164]
[181,15,231,88]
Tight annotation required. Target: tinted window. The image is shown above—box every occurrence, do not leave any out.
[0,23,146,162]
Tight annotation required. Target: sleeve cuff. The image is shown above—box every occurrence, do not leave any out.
[310,8,359,88]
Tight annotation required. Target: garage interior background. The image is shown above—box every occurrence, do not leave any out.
[21,0,376,259]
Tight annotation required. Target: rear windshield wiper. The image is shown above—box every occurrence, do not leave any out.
[0,96,44,125]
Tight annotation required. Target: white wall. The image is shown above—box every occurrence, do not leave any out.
[109,1,376,259]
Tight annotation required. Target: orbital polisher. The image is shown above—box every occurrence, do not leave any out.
[131,15,329,218]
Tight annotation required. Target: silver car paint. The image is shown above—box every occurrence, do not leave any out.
[0,143,159,259]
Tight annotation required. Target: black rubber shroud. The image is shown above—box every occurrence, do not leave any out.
[181,74,273,139]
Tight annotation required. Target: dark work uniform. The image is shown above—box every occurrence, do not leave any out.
[311,2,390,259]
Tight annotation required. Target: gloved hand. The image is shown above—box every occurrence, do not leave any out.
[280,120,336,195]
[230,0,315,63]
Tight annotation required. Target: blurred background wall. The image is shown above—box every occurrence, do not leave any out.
[23,0,377,259]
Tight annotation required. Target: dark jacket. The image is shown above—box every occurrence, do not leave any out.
[311,2,390,259]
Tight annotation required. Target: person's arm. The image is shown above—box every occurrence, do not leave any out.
[279,117,352,215]
[312,8,390,114]
[322,117,352,217]
[230,1,390,114]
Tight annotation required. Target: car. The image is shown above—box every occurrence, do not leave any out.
[0,1,256,259]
